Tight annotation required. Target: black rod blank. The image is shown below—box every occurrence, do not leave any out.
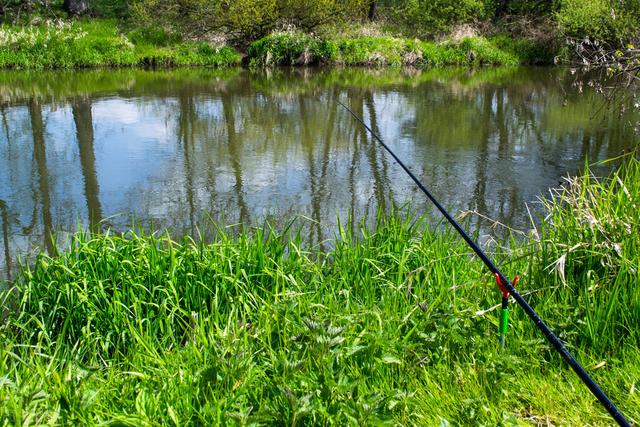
[337,100,630,427]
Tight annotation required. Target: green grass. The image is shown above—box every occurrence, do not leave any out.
[530,156,640,354]
[0,20,557,70]
[0,20,241,69]
[0,156,639,424]
[248,32,557,67]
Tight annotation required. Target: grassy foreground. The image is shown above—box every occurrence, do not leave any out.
[1,156,639,425]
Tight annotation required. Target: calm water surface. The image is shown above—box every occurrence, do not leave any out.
[0,67,638,279]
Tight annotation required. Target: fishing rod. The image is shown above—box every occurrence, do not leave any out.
[337,100,631,427]
[0,199,11,281]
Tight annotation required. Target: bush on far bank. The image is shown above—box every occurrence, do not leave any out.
[556,0,640,42]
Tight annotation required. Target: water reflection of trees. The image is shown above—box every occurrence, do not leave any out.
[29,98,54,256]
[1,68,638,278]
[221,92,250,225]
[72,97,103,233]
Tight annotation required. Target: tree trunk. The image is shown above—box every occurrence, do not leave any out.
[368,1,377,21]
[63,0,88,16]
[494,0,509,18]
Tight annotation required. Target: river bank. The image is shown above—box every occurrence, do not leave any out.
[0,20,558,70]
[1,152,638,424]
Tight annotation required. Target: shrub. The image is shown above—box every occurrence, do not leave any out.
[388,0,489,37]
[221,0,278,43]
[329,36,407,66]
[278,0,366,30]
[557,0,640,42]
[127,26,182,46]
[131,0,367,47]
[492,0,559,16]
[248,32,328,66]
[88,0,130,18]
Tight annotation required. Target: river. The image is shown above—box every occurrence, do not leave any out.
[0,66,637,279]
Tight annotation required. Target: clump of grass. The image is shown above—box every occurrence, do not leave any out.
[457,37,521,65]
[327,36,408,67]
[424,36,556,66]
[544,157,639,281]
[0,20,137,69]
[1,159,639,424]
[490,35,561,65]
[529,155,640,354]
[248,32,329,66]
[0,20,241,69]
[248,32,554,67]
[418,40,468,66]
[129,26,241,68]
[136,42,241,67]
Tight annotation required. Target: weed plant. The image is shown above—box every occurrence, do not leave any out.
[0,158,639,424]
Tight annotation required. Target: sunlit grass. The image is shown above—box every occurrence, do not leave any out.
[248,32,555,67]
[0,20,555,70]
[530,155,640,354]
[0,157,639,424]
[0,20,241,69]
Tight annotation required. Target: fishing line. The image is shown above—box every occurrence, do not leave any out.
[337,100,630,427]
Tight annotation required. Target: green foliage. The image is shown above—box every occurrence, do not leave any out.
[135,43,242,67]
[2,0,639,50]
[533,155,640,352]
[489,34,561,65]
[330,36,408,66]
[0,20,241,69]
[1,157,639,423]
[458,37,521,65]
[0,20,136,69]
[127,26,182,47]
[418,36,546,66]
[248,34,416,67]
[416,41,466,65]
[248,32,554,67]
[248,32,328,66]
[0,0,129,21]
[278,0,366,30]
[557,0,640,41]
[451,36,559,66]
[491,0,560,16]
[388,0,490,37]
[557,0,614,40]
[88,0,131,18]
[130,0,279,46]
[221,0,278,42]
[0,0,64,23]
[131,0,367,46]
